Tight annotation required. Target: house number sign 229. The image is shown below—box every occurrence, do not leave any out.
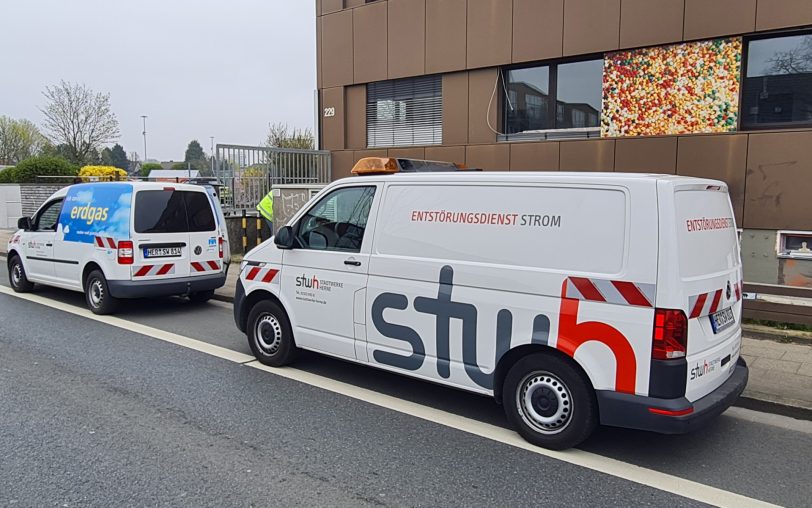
[323,107,336,118]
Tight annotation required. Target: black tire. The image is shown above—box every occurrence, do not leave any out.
[85,269,119,315]
[246,299,298,367]
[189,289,215,303]
[8,255,34,293]
[502,352,598,450]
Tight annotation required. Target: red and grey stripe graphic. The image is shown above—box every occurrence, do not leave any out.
[191,260,221,273]
[10,234,20,244]
[244,266,280,283]
[688,281,742,318]
[133,264,176,277]
[564,277,655,308]
[94,236,117,249]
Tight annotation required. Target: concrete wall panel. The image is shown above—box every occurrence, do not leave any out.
[512,0,564,63]
[509,142,560,171]
[388,147,426,159]
[559,140,615,171]
[756,0,812,31]
[353,2,388,84]
[683,0,756,40]
[388,0,426,79]
[322,10,354,88]
[745,131,812,230]
[466,0,513,69]
[426,0,468,74]
[676,134,747,225]
[563,0,620,56]
[321,0,343,15]
[619,0,684,49]
[425,145,467,165]
[345,0,365,7]
[614,137,677,174]
[321,87,346,151]
[345,85,366,150]
[468,69,498,144]
[442,72,469,146]
[331,150,356,181]
[466,144,510,170]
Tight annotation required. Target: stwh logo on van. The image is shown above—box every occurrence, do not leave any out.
[371,265,640,393]
[295,274,344,292]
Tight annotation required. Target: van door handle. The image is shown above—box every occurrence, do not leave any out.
[344,260,361,266]
[45,243,53,247]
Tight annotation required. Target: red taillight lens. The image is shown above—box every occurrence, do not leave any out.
[652,308,687,360]
[118,240,134,265]
[218,237,224,259]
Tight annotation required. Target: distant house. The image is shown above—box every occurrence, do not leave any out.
[147,169,201,182]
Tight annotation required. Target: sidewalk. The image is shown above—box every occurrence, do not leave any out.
[2,227,811,415]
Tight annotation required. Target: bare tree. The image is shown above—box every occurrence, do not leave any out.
[768,36,812,75]
[0,116,47,165]
[265,122,314,150]
[40,81,120,164]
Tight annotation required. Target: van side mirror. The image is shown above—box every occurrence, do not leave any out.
[17,217,32,231]
[274,225,295,249]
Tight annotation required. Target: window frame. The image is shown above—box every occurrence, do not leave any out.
[501,54,604,142]
[293,185,377,253]
[33,198,65,232]
[776,230,812,259]
[740,29,812,131]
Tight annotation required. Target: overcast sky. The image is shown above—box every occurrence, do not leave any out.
[0,0,316,161]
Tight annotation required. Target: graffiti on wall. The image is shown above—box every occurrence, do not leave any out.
[601,38,742,137]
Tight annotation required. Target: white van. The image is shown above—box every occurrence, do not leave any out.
[7,181,230,314]
[232,158,748,450]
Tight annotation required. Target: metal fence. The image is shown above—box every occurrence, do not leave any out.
[215,144,331,216]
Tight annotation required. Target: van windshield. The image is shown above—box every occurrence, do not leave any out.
[675,189,739,279]
[134,190,215,234]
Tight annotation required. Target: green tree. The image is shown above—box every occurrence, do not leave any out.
[110,144,128,171]
[11,155,78,183]
[0,116,47,165]
[184,139,211,176]
[100,147,114,166]
[40,80,120,165]
[140,162,163,177]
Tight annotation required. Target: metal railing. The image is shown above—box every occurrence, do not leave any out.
[215,144,331,216]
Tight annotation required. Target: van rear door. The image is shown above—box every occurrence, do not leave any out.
[185,189,224,277]
[661,180,742,402]
[132,188,192,281]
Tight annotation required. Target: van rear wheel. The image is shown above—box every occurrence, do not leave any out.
[8,256,34,293]
[502,352,598,450]
[85,270,118,315]
[247,300,298,367]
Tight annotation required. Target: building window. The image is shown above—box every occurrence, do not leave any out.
[778,231,812,258]
[742,32,812,129]
[503,58,602,140]
[367,75,442,148]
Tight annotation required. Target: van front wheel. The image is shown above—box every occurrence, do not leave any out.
[85,270,119,315]
[502,352,598,450]
[8,256,34,293]
[247,300,298,367]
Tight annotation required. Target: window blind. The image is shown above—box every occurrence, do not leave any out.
[367,75,442,148]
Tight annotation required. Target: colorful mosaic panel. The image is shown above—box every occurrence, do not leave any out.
[601,38,742,137]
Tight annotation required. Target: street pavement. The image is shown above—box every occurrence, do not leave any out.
[1,278,811,506]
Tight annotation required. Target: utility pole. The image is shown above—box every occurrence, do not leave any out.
[141,115,148,162]
[210,136,215,178]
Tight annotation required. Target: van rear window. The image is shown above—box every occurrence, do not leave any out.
[134,190,215,234]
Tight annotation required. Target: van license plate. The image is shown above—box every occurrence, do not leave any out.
[710,307,735,333]
[144,247,181,258]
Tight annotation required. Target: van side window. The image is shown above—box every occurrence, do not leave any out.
[296,186,376,252]
[34,199,64,232]
[134,190,216,233]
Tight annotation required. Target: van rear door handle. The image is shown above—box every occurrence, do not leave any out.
[45,243,53,247]
[344,259,361,266]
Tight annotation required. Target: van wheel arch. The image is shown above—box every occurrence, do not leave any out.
[494,344,596,404]
[7,249,21,268]
[82,262,104,290]
[240,289,288,332]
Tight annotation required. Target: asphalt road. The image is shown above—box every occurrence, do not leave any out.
[1,277,810,507]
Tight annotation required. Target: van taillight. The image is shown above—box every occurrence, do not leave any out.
[652,308,687,360]
[118,240,134,265]
[218,237,224,259]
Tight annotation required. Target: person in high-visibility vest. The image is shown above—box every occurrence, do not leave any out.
[257,190,274,234]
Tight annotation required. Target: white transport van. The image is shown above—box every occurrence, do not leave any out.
[7,181,230,314]
[233,158,748,449]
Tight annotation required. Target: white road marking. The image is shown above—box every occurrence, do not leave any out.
[0,286,780,508]
[0,286,254,364]
[725,406,812,434]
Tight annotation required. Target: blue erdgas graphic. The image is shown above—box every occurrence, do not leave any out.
[58,183,133,244]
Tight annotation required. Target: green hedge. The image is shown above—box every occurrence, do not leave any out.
[141,162,163,177]
[9,156,78,183]
[0,167,15,183]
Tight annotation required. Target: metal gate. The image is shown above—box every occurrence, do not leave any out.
[215,144,331,216]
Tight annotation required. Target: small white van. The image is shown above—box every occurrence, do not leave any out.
[232,158,748,449]
[7,181,230,314]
